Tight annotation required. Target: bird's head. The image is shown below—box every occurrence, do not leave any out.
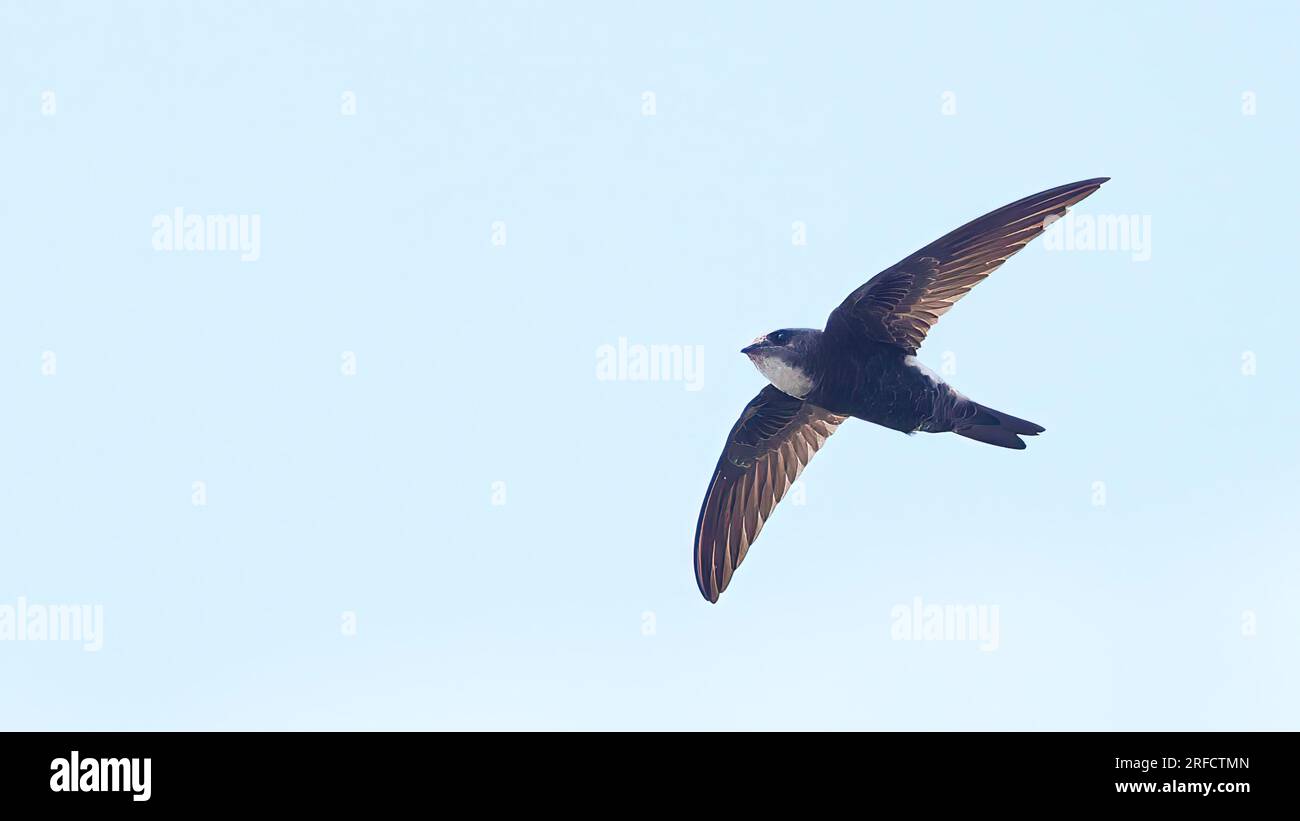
[741,328,820,398]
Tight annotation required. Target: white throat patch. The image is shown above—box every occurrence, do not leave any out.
[751,354,814,398]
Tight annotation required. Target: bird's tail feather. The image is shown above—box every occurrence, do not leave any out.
[953,403,1045,450]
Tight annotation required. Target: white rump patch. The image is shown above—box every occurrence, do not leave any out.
[904,355,944,387]
[905,355,964,398]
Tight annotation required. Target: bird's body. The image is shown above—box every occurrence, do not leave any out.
[818,338,946,429]
[748,329,1042,445]
[695,178,1109,602]
[750,331,943,425]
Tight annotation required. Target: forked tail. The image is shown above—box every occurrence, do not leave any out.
[953,402,1045,450]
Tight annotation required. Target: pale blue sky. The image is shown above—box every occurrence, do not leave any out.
[2,1,1297,729]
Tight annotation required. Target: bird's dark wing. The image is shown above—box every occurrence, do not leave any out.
[825,178,1108,354]
[694,385,847,602]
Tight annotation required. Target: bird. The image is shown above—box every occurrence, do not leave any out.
[693,177,1108,603]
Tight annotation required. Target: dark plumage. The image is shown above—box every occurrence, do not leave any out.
[694,178,1108,602]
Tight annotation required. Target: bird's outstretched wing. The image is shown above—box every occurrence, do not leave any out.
[825,178,1108,354]
[694,385,847,602]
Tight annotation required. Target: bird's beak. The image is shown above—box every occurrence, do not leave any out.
[740,343,762,355]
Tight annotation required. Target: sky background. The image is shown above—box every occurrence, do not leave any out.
[2,1,1297,730]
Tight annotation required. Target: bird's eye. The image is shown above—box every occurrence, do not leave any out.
[770,331,788,344]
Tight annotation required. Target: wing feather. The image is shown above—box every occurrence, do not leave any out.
[826,178,1108,353]
[693,386,847,602]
